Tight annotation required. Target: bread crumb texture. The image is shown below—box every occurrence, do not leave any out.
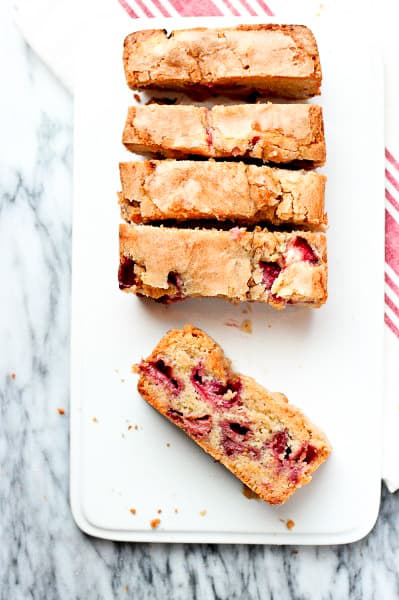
[286,519,296,530]
[150,518,161,529]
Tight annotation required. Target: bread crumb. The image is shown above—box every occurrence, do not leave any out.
[225,318,252,333]
[157,509,162,514]
[133,93,141,103]
[121,378,125,383]
[10,373,16,379]
[150,518,161,529]
[134,425,139,431]
[131,364,139,374]
[239,319,252,334]
[57,408,65,415]
[166,442,171,447]
[92,417,98,423]
[114,369,119,374]
[242,484,259,500]
[286,519,295,530]
[129,508,136,515]
[267,324,272,329]
[199,510,207,517]
[174,508,179,514]
[128,425,132,431]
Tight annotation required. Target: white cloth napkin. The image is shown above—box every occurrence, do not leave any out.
[14,0,399,492]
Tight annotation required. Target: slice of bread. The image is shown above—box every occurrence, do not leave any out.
[123,25,321,99]
[119,224,328,308]
[119,160,327,229]
[136,325,331,504]
[122,104,326,167]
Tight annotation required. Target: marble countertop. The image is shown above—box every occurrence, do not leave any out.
[1,2,399,598]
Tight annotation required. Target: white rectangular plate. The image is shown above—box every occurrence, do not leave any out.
[71,16,384,544]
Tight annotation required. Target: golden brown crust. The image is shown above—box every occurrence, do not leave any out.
[122,104,326,166]
[136,325,331,504]
[119,224,328,308]
[119,224,253,300]
[123,25,321,98]
[119,160,327,229]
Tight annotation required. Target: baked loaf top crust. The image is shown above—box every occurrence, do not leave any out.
[122,104,326,166]
[119,160,327,229]
[119,224,328,308]
[123,25,321,98]
[136,325,331,504]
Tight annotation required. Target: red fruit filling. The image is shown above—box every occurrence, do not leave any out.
[220,419,252,457]
[156,272,185,305]
[305,444,318,463]
[288,466,302,484]
[167,271,183,290]
[260,262,281,291]
[266,430,318,479]
[144,359,183,396]
[118,256,136,289]
[168,409,212,437]
[269,293,285,305]
[190,364,242,410]
[284,236,319,267]
[185,414,212,437]
[290,442,318,464]
[205,127,213,147]
[268,430,291,459]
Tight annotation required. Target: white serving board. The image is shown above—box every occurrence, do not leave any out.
[71,16,384,544]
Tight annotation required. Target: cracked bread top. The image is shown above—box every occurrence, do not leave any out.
[120,224,253,300]
[122,104,326,166]
[123,25,321,98]
[119,160,327,229]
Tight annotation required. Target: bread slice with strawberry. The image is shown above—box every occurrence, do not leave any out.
[135,325,331,504]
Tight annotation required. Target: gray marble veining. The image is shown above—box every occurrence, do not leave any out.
[1,2,399,598]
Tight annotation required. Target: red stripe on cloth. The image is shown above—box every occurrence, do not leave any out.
[239,0,257,15]
[385,272,399,300]
[385,293,399,320]
[386,188,399,212]
[386,168,399,195]
[118,0,138,17]
[222,0,241,15]
[255,0,274,15]
[385,312,399,339]
[133,0,154,17]
[168,0,223,15]
[386,148,399,173]
[150,0,171,16]
[386,210,399,276]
